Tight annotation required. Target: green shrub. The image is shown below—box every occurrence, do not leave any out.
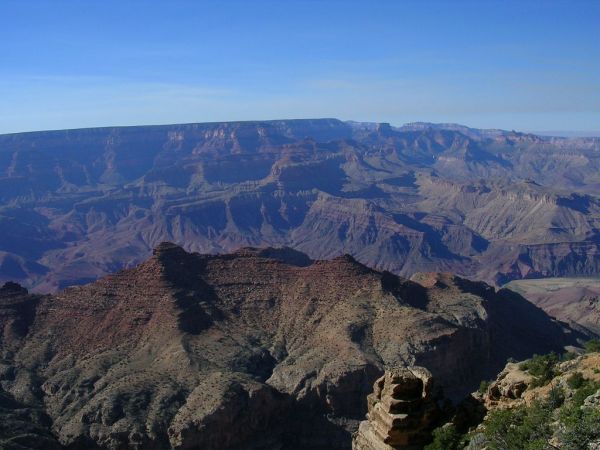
[424,424,466,450]
[571,380,600,409]
[584,339,600,353]
[559,379,600,433]
[566,372,585,389]
[519,353,559,387]
[478,380,490,394]
[482,401,553,449]
[559,407,600,450]
[560,351,577,362]
[547,384,565,409]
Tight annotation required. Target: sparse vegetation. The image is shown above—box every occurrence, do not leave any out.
[519,352,558,387]
[478,380,490,394]
[568,379,600,410]
[559,351,577,362]
[559,406,600,450]
[482,400,553,450]
[558,377,600,449]
[566,371,585,389]
[424,424,466,450]
[584,339,600,353]
[428,351,600,449]
[547,384,565,408]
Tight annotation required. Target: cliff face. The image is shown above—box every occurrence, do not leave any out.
[0,244,584,449]
[2,119,600,293]
[352,367,440,450]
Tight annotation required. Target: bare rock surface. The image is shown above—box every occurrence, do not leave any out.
[484,362,533,408]
[352,367,439,450]
[0,244,585,449]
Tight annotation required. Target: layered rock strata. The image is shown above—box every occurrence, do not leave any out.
[3,119,600,293]
[353,367,439,450]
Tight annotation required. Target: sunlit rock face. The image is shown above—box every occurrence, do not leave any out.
[352,367,439,450]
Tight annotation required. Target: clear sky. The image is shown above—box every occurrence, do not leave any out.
[1,0,599,134]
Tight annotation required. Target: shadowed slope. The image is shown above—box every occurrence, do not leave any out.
[2,119,600,291]
[0,244,585,449]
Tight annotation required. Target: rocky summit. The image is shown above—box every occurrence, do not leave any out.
[0,243,585,449]
[2,119,600,292]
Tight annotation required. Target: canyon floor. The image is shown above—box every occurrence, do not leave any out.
[505,277,600,335]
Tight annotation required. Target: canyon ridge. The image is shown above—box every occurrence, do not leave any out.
[2,119,600,293]
[0,244,584,449]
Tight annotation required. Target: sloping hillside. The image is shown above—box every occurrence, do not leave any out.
[0,244,583,449]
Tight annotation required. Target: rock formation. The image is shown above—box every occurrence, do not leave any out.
[483,351,600,409]
[2,119,600,293]
[0,244,586,449]
[462,351,600,449]
[484,362,534,408]
[353,367,439,450]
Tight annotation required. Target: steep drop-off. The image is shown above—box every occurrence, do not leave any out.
[1,119,600,291]
[0,244,584,449]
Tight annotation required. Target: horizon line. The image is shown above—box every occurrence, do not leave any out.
[1,118,599,139]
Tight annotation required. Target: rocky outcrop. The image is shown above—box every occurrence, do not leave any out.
[353,367,439,450]
[484,362,533,408]
[0,245,586,449]
[452,352,600,449]
[483,352,600,409]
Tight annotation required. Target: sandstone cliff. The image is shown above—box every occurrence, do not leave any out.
[353,367,440,450]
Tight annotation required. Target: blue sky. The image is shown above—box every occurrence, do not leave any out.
[1,0,599,134]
